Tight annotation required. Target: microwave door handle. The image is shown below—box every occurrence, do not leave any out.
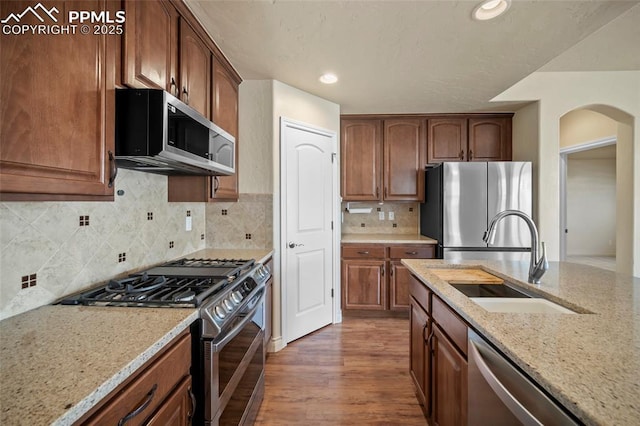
[468,340,543,426]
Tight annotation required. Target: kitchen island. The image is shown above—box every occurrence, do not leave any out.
[0,248,273,426]
[402,259,640,425]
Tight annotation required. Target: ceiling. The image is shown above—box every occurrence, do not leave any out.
[185,0,640,114]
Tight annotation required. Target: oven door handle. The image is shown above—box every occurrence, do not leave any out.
[211,289,265,352]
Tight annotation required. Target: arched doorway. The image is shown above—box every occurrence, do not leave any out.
[559,105,634,274]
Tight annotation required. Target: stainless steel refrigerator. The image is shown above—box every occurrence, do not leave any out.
[420,162,532,261]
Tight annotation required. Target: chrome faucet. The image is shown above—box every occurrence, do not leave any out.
[483,210,548,284]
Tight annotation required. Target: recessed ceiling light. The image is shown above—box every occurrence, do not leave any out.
[319,73,338,84]
[473,0,511,21]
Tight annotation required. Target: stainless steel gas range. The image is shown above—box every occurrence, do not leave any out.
[60,257,271,426]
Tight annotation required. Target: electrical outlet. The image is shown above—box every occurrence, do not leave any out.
[185,216,192,231]
[378,211,385,220]
[388,211,395,220]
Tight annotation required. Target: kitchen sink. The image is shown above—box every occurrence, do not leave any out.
[470,298,577,314]
[450,283,530,298]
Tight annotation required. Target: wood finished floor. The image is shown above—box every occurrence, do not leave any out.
[255,316,427,425]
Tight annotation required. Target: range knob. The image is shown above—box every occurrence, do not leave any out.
[231,291,243,304]
[223,299,234,311]
[214,305,226,319]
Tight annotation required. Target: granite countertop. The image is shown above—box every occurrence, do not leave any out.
[402,259,640,425]
[0,247,274,426]
[341,233,437,244]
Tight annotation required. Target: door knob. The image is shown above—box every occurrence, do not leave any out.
[288,242,304,248]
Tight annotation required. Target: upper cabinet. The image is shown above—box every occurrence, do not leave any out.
[427,115,512,163]
[383,119,425,201]
[0,0,117,201]
[341,118,425,202]
[341,120,382,201]
[122,0,178,94]
[178,19,211,118]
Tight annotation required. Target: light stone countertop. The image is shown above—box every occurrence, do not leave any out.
[402,259,640,426]
[0,247,273,426]
[341,233,437,244]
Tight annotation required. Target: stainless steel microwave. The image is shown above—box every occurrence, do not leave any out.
[115,89,235,176]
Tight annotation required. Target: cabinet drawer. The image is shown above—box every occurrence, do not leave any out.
[341,245,386,259]
[85,333,191,426]
[432,296,467,356]
[409,274,430,313]
[389,245,435,259]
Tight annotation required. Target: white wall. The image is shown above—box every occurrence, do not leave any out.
[494,71,639,276]
[566,158,616,256]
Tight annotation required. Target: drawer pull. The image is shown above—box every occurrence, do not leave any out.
[405,251,418,255]
[118,384,157,426]
[357,251,369,255]
[188,386,196,421]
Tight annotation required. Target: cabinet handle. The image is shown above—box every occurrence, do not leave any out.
[381,265,384,276]
[384,187,388,198]
[187,386,196,421]
[357,251,369,255]
[170,77,178,97]
[118,384,157,426]
[390,267,394,276]
[459,150,464,160]
[376,186,379,199]
[108,150,118,188]
[427,328,435,355]
[469,150,474,160]
[422,322,429,341]
[213,176,220,193]
[182,87,189,104]
[405,251,418,255]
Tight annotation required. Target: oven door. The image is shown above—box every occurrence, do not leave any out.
[201,288,265,426]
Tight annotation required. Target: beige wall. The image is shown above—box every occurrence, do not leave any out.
[511,102,540,222]
[566,158,616,256]
[560,109,617,148]
[494,71,639,276]
[238,80,340,351]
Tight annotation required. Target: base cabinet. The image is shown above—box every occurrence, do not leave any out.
[409,275,468,425]
[341,243,435,312]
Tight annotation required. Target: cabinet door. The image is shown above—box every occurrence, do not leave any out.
[390,261,413,310]
[123,0,178,93]
[427,118,467,163]
[468,117,511,161]
[146,377,194,426]
[341,119,382,201]
[341,259,386,310]
[179,19,211,118]
[211,58,240,201]
[431,326,468,426]
[0,0,115,200]
[410,298,430,407]
[383,119,425,201]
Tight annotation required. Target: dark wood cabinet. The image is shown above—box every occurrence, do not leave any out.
[0,0,116,201]
[146,377,193,426]
[81,331,192,425]
[211,58,240,201]
[341,118,425,202]
[410,296,430,409]
[341,259,387,310]
[341,243,435,312]
[468,117,511,161]
[427,116,512,164]
[264,257,274,350]
[409,276,468,425]
[383,119,425,202]
[432,326,468,426]
[427,118,468,162]
[341,119,383,201]
[122,0,178,93]
[179,18,211,118]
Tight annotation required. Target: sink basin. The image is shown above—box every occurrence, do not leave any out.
[470,298,577,314]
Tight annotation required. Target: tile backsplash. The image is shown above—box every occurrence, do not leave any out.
[206,194,273,249]
[0,169,206,320]
[341,202,419,234]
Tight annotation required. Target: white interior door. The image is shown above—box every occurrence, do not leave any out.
[281,118,335,343]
